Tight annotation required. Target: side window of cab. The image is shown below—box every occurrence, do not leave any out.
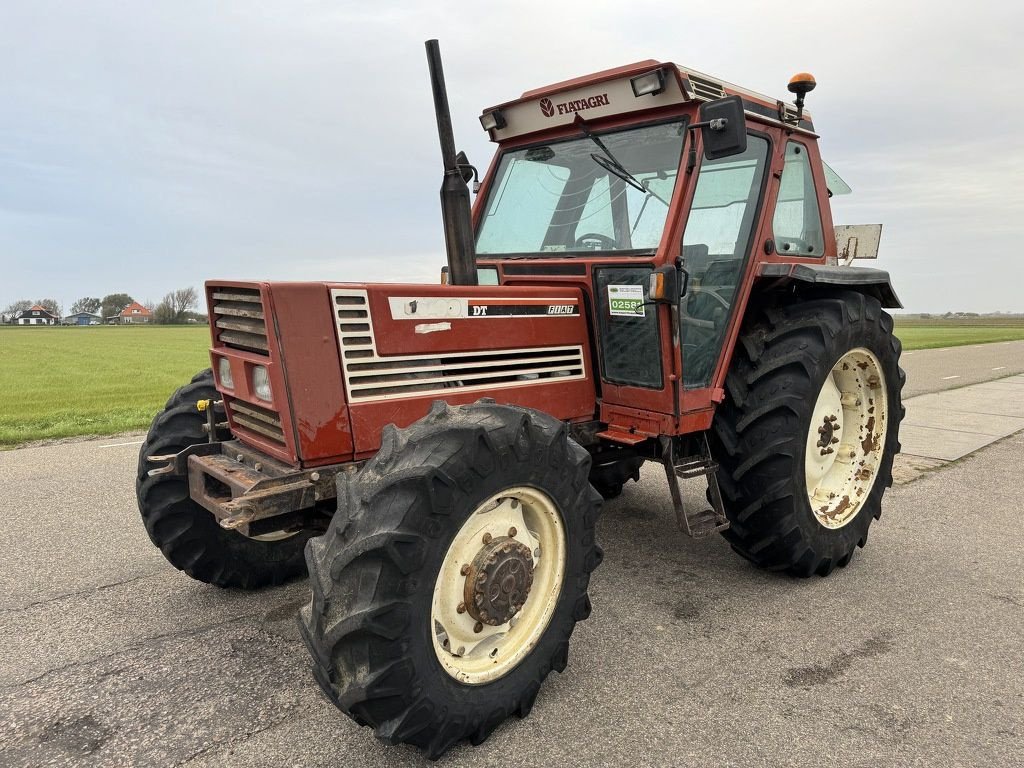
[773,141,824,256]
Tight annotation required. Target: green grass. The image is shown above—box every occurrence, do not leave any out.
[893,319,1024,350]
[0,325,209,449]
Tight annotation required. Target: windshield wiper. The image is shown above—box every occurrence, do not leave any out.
[575,115,670,207]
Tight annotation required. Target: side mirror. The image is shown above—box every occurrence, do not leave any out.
[455,150,475,184]
[697,95,747,160]
[455,150,480,193]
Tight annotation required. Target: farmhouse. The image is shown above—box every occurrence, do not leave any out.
[15,306,59,326]
[117,301,152,324]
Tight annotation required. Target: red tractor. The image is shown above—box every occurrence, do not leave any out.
[138,41,903,757]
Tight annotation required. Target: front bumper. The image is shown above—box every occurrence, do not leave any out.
[146,440,354,536]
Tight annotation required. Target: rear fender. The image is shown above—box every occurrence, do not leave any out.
[757,263,902,308]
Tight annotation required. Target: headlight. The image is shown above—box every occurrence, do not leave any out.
[630,68,666,97]
[252,365,272,401]
[217,357,234,389]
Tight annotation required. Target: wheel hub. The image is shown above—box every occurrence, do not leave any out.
[464,537,534,626]
[431,487,567,685]
[815,414,840,454]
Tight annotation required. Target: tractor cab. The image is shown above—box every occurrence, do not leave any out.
[467,61,843,437]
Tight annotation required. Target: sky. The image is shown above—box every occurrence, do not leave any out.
[1,0,1022,314]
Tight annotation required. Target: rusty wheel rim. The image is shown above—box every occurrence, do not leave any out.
[431,486,566,685]
[804,347,888,529]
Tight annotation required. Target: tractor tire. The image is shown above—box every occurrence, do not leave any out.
[710,291,904,577]
[589,456,644,499]
[136,369,312,588]
[299,400,602,758]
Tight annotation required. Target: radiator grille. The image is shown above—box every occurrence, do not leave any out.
[212,287,269,355]
[226,399,286,445]
[332,289,586,402]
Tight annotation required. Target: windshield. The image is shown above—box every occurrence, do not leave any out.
[476,121,687,256]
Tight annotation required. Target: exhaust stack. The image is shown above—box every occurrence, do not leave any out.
[425,39,478,286]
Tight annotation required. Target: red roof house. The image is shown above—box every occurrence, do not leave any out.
[119,301,152,324]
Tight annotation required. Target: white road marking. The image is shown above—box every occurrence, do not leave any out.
[100,440,145,449]
[992,366,1006,371]
[941,375,960,380]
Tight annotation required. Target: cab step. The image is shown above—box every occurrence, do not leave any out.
[659,435,730,538]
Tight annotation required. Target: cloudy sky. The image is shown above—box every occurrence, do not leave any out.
[1,1,1021,313]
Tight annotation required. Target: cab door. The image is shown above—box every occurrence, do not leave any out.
[678,133,773,395]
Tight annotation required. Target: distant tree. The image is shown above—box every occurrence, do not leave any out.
[37,298,61,318]
[153,299,176,324]
[3,299,32,315]
[154,287,199,324]
[70,297,102,315]
[171,287,198,318]
[101,293,134,320]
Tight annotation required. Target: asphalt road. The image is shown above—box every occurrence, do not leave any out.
[900,339,1024,398]
[1,344,1022,767]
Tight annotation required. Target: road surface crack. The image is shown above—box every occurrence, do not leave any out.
[0,571,163,614]
[0,614,252,690]
[173,709,308,766]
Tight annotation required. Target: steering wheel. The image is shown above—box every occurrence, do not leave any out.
[574,232,618,250]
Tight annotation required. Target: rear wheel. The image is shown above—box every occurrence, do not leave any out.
[589,456,644,499]
[299,400,602,758]
[710,291,904,576]
[135,369,312,588]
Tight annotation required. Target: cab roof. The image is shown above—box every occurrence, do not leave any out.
[480,59,816,143]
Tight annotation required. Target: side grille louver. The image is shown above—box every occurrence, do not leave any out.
[212,288,269,354]
[226,400,286,445]
[688,74,726,101]
[332,289,586,403]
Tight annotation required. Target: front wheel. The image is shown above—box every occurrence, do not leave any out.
[299,400,602,758]
[135,369,312,588]
[710,291,905,576]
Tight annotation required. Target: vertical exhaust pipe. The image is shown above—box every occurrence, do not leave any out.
[425,39,478,286]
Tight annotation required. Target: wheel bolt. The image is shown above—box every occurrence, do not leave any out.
[482,532,492,544]
[831,437,839,444]
[473,622,483,633]
[460,564,470,576]
[508,526,517,537]
[457,603,466,614]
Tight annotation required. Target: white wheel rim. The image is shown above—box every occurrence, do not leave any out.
[247,530,299,542]
[804,348,889,529]
[431,486,566,685]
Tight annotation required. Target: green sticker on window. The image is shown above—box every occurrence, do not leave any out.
[608,284,645,317]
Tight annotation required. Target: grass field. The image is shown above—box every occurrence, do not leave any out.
[1,317,1022,449]
[892,317,1024,350]
[0,325,209,449]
